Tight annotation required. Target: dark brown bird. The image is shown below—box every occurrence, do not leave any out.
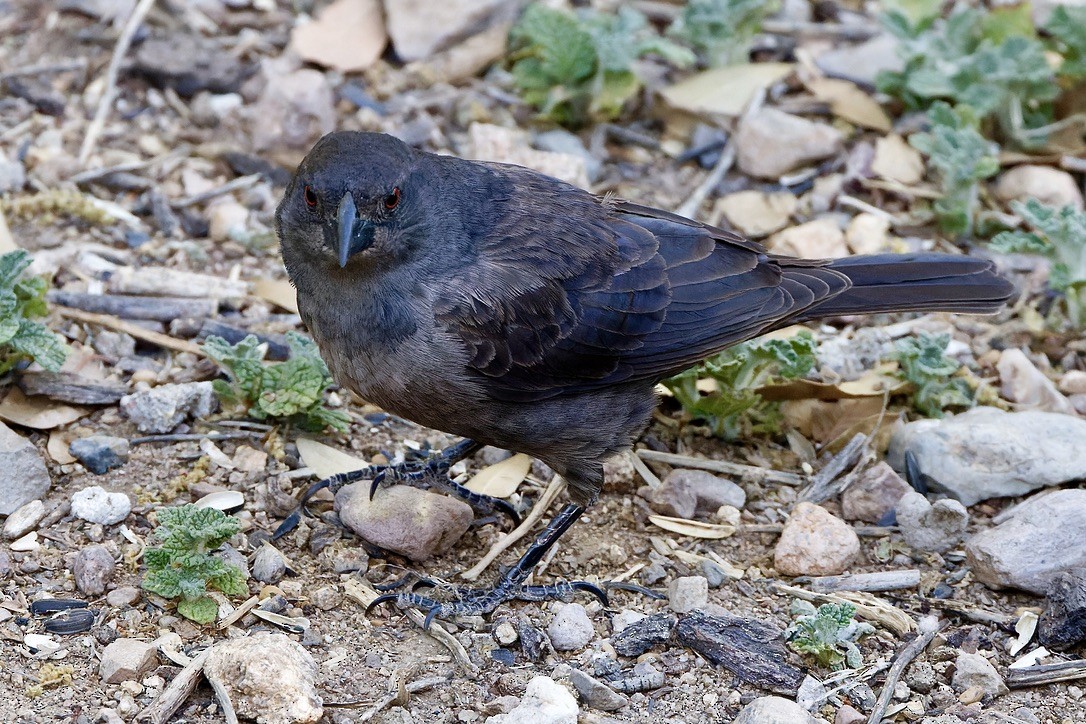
[277,131,1013,623]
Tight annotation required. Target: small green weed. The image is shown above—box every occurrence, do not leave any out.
[786,601,874,670]
[0,250,67,375]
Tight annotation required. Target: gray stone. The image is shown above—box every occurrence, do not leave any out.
[383,0,511,62]
[888,408,1086,506]
[335,483,472,562]
[106,586,141,608]
[534,129,602,183]
[966,489,1086,594]
[895,492,969,553]
[100,638,159,684]
[951,652,1007,698]
[251,543,288,583]
[817,327,893,381]
[73,544,116,596]
[547,603,595,651]
[995,165,1083,211]
[668,576,709,614]
[120,382,216,433]
[203,633,323,724]
[841,461,911,523]
[0,421,51,515]
[70,435,129,475]
[71,486,131,525]
[997,349,1077,415]
[569,668,627,712]
[1039,568,1086,650]
[0,155,26,194]
[487,675,578,724]
[774,502,860,576]
[906,661,936,694]
[732,696,819,724]
[816,33,903,86]
[736,108,843,179]
[3,499,46,539]
[642,468,746,519]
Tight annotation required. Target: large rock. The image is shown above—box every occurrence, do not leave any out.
[732,696,820,724]
[335,483,472,561]
[888,408,1086,506]
[487,675,578,724]
[203,633,323,724]
[736,108,843,179]
[0,421,50,515]
[965,489,1086,594]
[774,502,860,576]
[383,0,513,62]
[547,603,595,651]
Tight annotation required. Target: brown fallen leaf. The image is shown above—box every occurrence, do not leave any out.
[290,0,387,73]
[47,429,78,464]
[464,453,531,497]
[295,438,369,479]
[872,134,925,185]
[660,63,794,117]
[0,387,90,430]
[648,515,736,539]
[252,278,300,314]
[806,77,892,132]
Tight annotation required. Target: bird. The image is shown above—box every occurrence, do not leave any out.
[276,130,1014,624]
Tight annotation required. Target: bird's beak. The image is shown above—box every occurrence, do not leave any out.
[336,192,375,268]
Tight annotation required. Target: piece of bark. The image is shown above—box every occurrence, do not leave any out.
[807,570,920,594]
[674,609,804,694]
[18,371,127,405]
[1007,660,1086,688]
[108,265,249,299]
[50,292,217,322]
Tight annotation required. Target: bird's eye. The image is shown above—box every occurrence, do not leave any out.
[303,185,318,208]
[384,187,401,211]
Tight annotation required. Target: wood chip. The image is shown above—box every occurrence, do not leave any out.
[463,453,531,497]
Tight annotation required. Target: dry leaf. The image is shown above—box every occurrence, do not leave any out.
[1011,610,1039,656]
[464,453,531,497]
[713,191,797,237]
[290,0,387,73]
[761,363,905,401]
[648,515,736,539]
[295,437,369,479]
[661,63,794,117]
[252,278,300,314]
[806,77,892,132]
[781,397,886,443]
[47,429,78,464]
[872,134,925,185]
[0,387,90,429]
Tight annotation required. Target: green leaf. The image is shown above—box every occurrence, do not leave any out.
[1046,6,1086,79]
[177,596,219,624]
[892,332,974,417]
[10,321,68,372]
[787,602,871,670]
[668,0,774,67]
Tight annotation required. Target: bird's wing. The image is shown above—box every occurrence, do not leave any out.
[433,172,847,402]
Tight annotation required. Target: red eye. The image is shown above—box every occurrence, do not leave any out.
[384,187,401,210]
[303,185,318,208]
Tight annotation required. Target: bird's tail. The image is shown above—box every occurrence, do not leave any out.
[792,253,1015,320]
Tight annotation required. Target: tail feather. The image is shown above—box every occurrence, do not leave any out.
[791,253,1015,320]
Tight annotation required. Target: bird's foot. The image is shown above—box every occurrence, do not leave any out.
[367,578,608,629]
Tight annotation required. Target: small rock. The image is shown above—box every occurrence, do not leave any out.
[92,330,136,359]
[251,543,288,584]
[951,652,1008,698]
[871,134,925,186]
[208,201,249,242]
[815,33,903,86]
[732,695,819,724]
[1060,370,1086,396]
[995,165,1084,211]
[841,461,911,523]
[997,349,1077,415]
[835,704,866,724]
[106,586,141,607]
[0,154,27,194]
[534,129,602,183]
[641,468,746,519]
[383,0,510,62]
[569,668,627,712]
[966,489,1086,594]
[0,421,51,515]
[290,0,386,73]
[487,675,578,724]
[249,63,335,152]
[774,502,860,576]
[610,609,646,635]
[547,603,595,651]
[73,544,116,596]
[203,633,323,724]
[817,328,893,382]
[494,621,519,646]
[131,35,250,96]
[906,661,936,694]
[69,435,130,475]
[895,492,969,553]
[3,499,46,539]
[610,612,675,657]
[888,408,1086,506]
[71,486,131,525]
[335,484,472,562]
[714,191,797,237]
[1039,569,1086,650]
[120,382,216,434]
[100,639,159,684]
[846,213,891,255]
[311,585,342,611]
[668,576,709,614]
[468,123,589,189]
[232,445,267,473]
[736,108,843,179]
[769,218,850,260]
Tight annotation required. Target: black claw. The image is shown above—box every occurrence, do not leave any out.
[373,572,416,592]
[571,581,610,606]
[495,498,522,527]
[272,508,302,540]
[365,593,401,615]
[369,469,387,500]
[423,606,443,630]
[411,578,438,592]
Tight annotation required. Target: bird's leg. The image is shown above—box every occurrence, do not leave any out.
[367,503,608,628]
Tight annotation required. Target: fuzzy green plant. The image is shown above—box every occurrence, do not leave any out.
[786,601,875,670]
[508,3,693,127]
[908,102,1000,237]
[1046,6,1086,80]
[142,505,248,624]
[667,0,775,67]
[991,199,1086,328]
[0,250,67,375]
[892,332,975,418]
[203,332,349,432]
[664,331,817,440]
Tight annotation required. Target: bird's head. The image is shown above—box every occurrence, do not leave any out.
[277,132,422,271]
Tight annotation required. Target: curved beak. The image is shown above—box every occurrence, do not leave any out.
[336,192,375,268]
